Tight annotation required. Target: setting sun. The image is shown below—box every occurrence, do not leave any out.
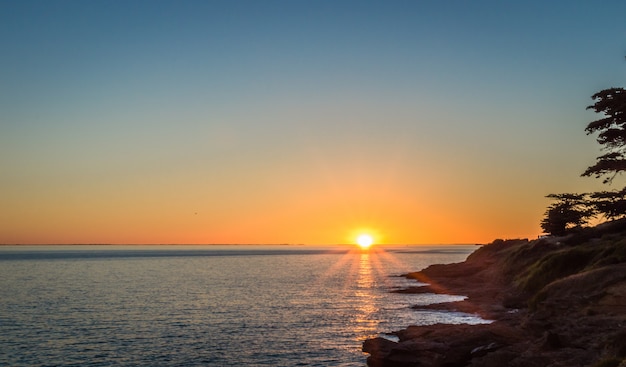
[356,234,374,249]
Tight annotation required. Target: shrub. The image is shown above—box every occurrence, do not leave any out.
[516,247,600,293]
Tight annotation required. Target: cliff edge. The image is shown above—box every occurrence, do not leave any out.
[363,220,626,367]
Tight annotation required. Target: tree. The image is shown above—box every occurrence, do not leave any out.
[589,187,626,220]
[541,193,594,236]
[541,64,625,233]
[583,87,626,183]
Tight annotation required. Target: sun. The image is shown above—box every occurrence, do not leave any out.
[356,234,374,249]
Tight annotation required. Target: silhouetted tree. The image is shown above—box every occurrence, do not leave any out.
[541,193,594,236]
[541,60,625,233]
[583,87,626,183]
[589,187,626,220]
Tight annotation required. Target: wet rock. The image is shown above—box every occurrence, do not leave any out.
[362,337,397,359]
[470,342,502,357]
[362,338,426,366]
[390,285,437,294]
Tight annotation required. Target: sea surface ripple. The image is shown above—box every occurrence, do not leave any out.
[0,245,487,366]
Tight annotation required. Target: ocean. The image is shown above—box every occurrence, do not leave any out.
[0,245,488,366]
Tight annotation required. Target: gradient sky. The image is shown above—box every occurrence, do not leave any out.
[2,0,626,245]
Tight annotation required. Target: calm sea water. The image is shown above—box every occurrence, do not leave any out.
[0,245,487,366]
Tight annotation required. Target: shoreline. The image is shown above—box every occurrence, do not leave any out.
[363,225,626,367]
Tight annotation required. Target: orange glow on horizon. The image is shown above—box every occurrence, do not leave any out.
[0,157,545,245]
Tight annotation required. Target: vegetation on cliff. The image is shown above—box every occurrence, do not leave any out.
[364,224,626,367]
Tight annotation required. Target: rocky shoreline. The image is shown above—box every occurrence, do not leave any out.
[363,221,626,367]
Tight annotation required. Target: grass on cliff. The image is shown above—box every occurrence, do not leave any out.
[515,245,602,293]
[492,222,626,299]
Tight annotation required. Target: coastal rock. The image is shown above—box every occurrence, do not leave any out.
[362,337,397,360]
[390,285,437,294]
[362,338,421,367]
[364,228,626,367]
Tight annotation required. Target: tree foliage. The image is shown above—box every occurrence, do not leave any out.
[541,194,594,236]
[583,87,626,183]
[589,187,626,221]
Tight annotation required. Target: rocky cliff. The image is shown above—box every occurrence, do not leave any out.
[363,220,626,367]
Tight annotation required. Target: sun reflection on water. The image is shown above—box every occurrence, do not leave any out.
[301,245,485,348]
[352,252,379,339]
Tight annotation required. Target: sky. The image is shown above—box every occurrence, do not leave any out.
[1,0,626,245]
